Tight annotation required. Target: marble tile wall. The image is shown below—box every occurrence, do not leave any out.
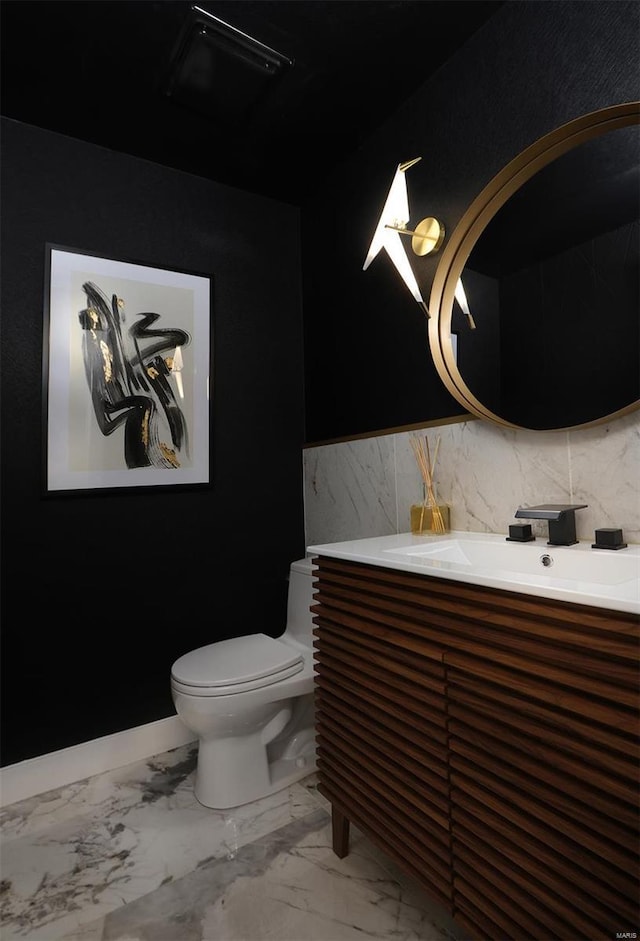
[303,411,640,548]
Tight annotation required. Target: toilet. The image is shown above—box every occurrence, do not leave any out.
[170,557,317,809]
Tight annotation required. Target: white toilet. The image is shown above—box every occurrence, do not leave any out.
[170,557,317,809]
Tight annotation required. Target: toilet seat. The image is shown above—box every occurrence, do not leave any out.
[171,633,304,697]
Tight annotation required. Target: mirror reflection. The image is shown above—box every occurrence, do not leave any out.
[431,105,640,430]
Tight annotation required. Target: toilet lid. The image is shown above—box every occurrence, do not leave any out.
[171,633,304,692]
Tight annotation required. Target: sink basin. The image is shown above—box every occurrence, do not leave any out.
[384,537,639,586]
[307,530,640,614]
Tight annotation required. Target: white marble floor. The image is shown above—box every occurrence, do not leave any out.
[0,744,465,941]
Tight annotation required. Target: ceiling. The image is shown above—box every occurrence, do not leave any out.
[0,0,503,205]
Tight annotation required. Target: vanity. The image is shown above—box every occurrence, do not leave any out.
[308,532,639,941]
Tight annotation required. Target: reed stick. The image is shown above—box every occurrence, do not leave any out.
[410,433,446,534]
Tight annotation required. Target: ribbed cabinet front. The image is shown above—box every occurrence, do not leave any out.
[445,621,638,940]
[311,555,639,941]
[311,555,452,908]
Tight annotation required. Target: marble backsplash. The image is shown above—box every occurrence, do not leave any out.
[303,411,640,548]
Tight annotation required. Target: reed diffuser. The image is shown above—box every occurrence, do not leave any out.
[409,434,450,535]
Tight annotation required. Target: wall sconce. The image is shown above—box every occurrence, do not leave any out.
[363,158,476,330]
[363,157,444,318]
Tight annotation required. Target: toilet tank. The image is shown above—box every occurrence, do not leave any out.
[284,557,315,643]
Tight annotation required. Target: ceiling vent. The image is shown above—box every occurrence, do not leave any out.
[165,4,294,125]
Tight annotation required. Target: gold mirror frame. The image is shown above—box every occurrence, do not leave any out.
[428,101,640,431]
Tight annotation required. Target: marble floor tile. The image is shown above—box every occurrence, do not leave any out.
[0,745,464,941]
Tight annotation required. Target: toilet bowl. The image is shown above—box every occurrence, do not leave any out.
[170,557,317,809]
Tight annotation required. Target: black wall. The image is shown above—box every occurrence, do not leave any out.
[1,121,306,766]
[302,1,640,442]
[2,0,639,769]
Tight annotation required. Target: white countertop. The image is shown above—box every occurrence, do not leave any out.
[307,530,640,616]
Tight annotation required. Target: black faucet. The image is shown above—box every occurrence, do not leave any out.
[514,504,588,546]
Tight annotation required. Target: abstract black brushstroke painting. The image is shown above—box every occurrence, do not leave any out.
[79,280,191,469]
[44,246,212,494]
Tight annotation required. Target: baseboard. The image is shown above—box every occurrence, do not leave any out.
[0,716,197,808]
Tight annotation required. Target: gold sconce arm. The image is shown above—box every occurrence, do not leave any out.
[385,217,445,257]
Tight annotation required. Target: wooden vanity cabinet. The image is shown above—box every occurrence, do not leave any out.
[311,555,452,907]
[311,555,639,941]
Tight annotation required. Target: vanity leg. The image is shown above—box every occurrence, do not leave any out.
[331,805,350,858]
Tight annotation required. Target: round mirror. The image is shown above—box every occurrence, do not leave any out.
[428,102,640,430]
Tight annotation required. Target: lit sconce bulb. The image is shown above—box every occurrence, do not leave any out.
[454,278,476,330]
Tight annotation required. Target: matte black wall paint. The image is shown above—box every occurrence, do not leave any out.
[0,121,305,766]
[302,1,640,442]
[1,0,638,770]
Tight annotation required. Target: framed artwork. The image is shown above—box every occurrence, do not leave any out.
[43,245,212,495]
